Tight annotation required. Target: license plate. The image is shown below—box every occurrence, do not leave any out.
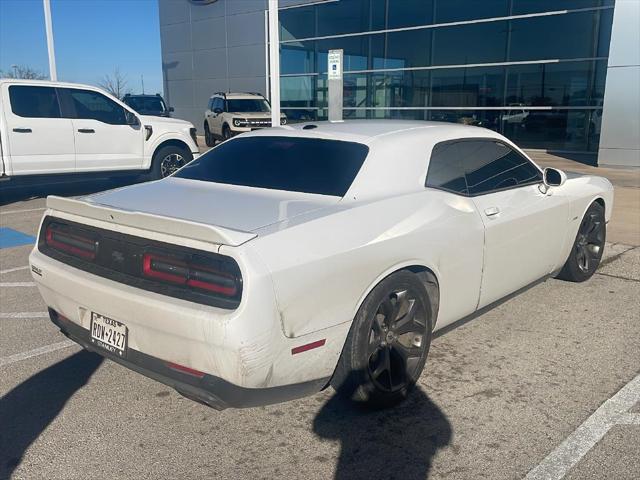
[90,312,127,356]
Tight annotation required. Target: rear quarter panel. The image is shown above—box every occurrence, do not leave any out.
[249,190,486,339]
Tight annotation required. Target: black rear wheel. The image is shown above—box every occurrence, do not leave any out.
[204,123,214,147]
[331,270,432,408]
[557,201,606,282]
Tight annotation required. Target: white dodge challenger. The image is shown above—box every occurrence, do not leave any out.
[30,120,613,409]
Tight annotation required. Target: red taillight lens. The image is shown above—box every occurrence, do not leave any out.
[142,253,238,297]
[45,225,97,260]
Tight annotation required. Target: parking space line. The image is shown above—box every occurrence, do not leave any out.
[0,207,45,215]
[525,373,640,480]
[0,265,30,274]
[0,340,75,368]
[0,312,49,319]
[621,414,640,425]
[0,282,36,287]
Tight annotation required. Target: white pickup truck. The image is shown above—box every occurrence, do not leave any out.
[0,79,199,184]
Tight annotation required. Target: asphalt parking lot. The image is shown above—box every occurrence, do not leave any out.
[1,172,639,480]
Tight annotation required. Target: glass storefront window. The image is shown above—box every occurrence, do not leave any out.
[432,21,508,65]
[281,41,315,75]
[509,11,598,61]
[506,60,607,107]
[317,0,374,37]
[431,67,504,107]
[280,5,315,41]
[434,0,509,23]
[372,29,432,70]
[512,0,614,15]
[387,0,434,29]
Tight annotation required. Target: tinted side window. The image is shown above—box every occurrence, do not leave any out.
[65,89,126,124]
[9,86,61,118]
[213,98,223,111]
[461,141,541,195]
[426,142,468,195]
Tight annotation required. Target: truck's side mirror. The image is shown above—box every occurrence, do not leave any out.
[169,107,175,112]
[213,107,222,115]
[125,110,140,127]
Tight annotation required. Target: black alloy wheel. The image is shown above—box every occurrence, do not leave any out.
[331,270,432,407]
[557,201,606,282]
[367,289,428,394]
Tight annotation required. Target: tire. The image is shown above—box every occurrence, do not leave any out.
[331,270,433,408]
[222,124,231,141]
[204,123,215,147]
[150,145,193,180]
[556,201,606,282]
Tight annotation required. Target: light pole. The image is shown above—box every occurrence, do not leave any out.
[43,0,57,81]
[268,0,280,127]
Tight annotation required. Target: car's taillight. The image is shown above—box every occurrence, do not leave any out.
[142,253,239,297]
[45,224,97,260]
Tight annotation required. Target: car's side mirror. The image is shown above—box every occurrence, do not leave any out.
[168,107,174,112]
[540,167,567,194]
[213,107,223,115]
[125,110,140,127]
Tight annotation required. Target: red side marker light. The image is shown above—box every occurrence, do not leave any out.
[166,362,205,378]
[291,339,326,355]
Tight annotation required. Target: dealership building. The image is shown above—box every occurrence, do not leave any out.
[159,0,639,167]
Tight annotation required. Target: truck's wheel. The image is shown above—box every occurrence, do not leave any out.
[204,123,215,147]
[150,145,193,180]
[331,270,432,408]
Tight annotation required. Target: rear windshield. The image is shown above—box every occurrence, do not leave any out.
[174,136,369,197]
[124,96,166,113]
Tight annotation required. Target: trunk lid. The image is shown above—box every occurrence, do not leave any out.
[73,177,339,243]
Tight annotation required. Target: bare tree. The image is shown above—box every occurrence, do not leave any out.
[98,68,131,99]
[0,65,47,80]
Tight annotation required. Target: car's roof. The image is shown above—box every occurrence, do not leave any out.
[125,94,163,98]
[244,119,499,144]
[238,120,522,201]
[0,78,101,90]
[210,92,265,99]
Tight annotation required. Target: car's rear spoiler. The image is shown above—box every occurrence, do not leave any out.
[46,196,257,247]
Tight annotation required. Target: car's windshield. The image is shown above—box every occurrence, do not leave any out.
[174,136,369,196]
[226,99,270,113]
[125,96,166,113]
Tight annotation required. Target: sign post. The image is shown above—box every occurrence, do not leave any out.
[328,49,343,122]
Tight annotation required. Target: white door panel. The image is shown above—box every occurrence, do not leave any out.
[472,185,569,307]
[5,118,76,175]
[72,120,143,171]
[2,84,75,175]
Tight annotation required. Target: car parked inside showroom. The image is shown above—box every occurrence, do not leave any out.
[203,91,287,146]
[29,120,613,409]
[0,79,199,183]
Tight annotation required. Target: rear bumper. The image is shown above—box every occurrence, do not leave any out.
[49,309,328,410]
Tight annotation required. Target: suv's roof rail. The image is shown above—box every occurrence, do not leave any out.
[213,92,227,98]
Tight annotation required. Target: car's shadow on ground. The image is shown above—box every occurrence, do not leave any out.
[0,350,103,478]
[0,176,146,206]
[313,379,452,480]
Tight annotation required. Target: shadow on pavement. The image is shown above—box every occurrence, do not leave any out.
[0,350,103,478]
[0,176,145,206]
[313,380,452,480]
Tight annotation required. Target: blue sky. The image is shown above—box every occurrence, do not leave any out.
[0,0,163,94]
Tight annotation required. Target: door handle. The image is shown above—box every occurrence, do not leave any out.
[13,128,32,133]
[77,128,95,133]
[484,206,500,217]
